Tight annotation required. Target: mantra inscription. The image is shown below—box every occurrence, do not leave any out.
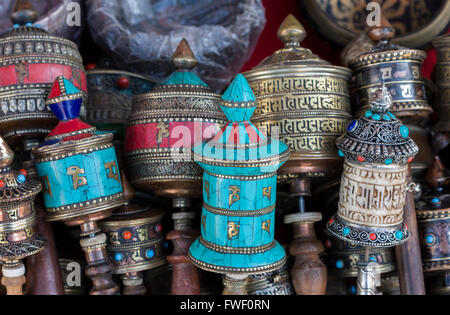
[338,161,408,228]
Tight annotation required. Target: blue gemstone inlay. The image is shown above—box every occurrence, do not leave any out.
[350,285,357,295]
[13,24,19,28]
[342,227,350,236]
[49,98,82,121]
[145,249,155,259]
[364,110,373,118]
[17,174,26,183]
[347,120,357,132]
[338,150,344,157]
[385,159,393,165]
[399,125,409,138]
[114,253,123,261]
[431,197,440,204]
[425,234,435,245]
[369,255,376,262]
[25,22,32,26]
[395,231,403,240]
[388,112,396,119]
[372,114,381,120]
[383,115,391,121]
[335,259,344,269]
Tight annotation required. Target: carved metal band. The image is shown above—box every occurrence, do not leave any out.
[45,193,124,222]
[0,180,41,204]
[198,237,276,254]
[0,233,46,260]
[33,138,114,162]
[128,116,225,125]
[203,203,275,217]
[349,50,426,69]
[188,251,286,274]
[45,127,97,141]
[327,215,409,247]
[126,160,202,181]
[0,55,84,69]
[107,237,164,251]
[0,214,36,233]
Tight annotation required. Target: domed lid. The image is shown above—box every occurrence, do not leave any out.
[336,84,418,166]
[192,74,290,175]
[254,14,327,68]
[153,39,209,90]
[34,77,112,155]
[349,12,426,69]
[0,136,41,205]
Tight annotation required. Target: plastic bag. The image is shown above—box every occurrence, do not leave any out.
[86,0,266,92]
[0,0,85,44]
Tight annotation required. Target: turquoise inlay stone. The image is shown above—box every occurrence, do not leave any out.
[372,114,381,120]
[399,125,409,138]
[387,111,396,119]
[335,259,344,269]
[189,74,289,273]
[63,78,80,94]
[364,110,373,118]
[35,147,122,208]
[425,234,435,245]
[338,150,344,157]
[145,249,155,259]
[161,71,208,86]
[383,114,391,121]
[114,252,123,261]
[25,22,32,26]
[385,159,393,165]
[17,174,26,183]
[395,231,403,240]
[342,227,350,236]
[13,24,19,28]
[431,197,440,204]
[347,120,357,132]
[369,255,376,262]
[350,285,356,295]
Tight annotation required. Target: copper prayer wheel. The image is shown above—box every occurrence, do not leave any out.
[0,136,46,295]
[348,14,432,124]
[243,14,352,180]
[125,39,226,198]
[0,0,87,145]
[433,34,450,133]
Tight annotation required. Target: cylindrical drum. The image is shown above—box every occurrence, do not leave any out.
[433,34,450,132]
[125,39,226,198]
[243,14,351,179]
[0,5,86,144]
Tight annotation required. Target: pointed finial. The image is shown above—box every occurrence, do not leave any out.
[172,39,197,70]
[277,14,306,47]
[368,9,395,42]
[47,76,83,121]
[0,136,14,168]
[220,74,256,122]
[11,0,38,26]
[369,83,392,113]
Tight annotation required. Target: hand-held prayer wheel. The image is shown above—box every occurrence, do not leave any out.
[125,39,226,198]
[188,74,290,293]
[100,182,166,295]
[356,262,381,295]
[0,0,87,145]
[327,84,418,246]
[0,136,46,295]
[348,13,431,123]
[33,76,124,295]
[243,14,352,179]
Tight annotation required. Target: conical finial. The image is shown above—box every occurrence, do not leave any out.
[11,0,38,26]
[277,14,306,47]
[367,9,395,42]
[172,39,197,70]
[47,76,83,121]
[0,136,14,168]
[369,83,392,113]
[220,74,256,122]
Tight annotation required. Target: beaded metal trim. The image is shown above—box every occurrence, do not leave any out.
[199,237,276,254]
[193,149,290,167]
[0,233,46,260]
[204,170,276,180]
[203,203,275,217]
[349,49,427,69]
[326,214,409,247]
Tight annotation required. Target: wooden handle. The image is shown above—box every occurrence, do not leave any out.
[79,222,119,295]
[394,166,425,295]
[166,229,200,295]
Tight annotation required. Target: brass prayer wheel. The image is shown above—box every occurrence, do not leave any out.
[433,34,450,133]
[348,15,432,124]
[243,14,352,179]
[125,39,226,198]
[0,0,87,145]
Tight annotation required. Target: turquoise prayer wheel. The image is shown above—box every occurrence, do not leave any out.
[188,74,290,275]
[32,76,124,225]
